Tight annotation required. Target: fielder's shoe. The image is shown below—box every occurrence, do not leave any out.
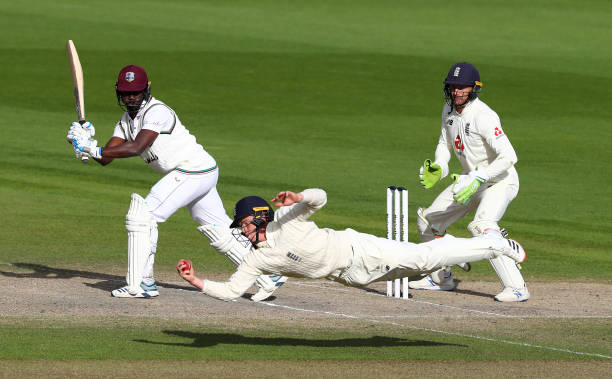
[501,239,526,264]
[251,274,287,302]
[409,270,456,291]
[111,281,159,298]
[494,286,530,302]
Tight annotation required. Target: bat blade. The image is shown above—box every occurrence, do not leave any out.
[66,40,88,163]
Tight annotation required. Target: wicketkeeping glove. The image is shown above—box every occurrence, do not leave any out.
[419,159,442,189]
[451,169,489,205]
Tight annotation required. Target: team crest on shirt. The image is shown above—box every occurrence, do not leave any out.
[125,72,135,82]
[494,126,504,137]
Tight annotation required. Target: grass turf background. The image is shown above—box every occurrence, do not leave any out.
[0,0,611,366]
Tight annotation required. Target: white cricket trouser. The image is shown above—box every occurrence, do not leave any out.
[339,231,504,286]
[141,168,232,280]
[422,175,519,237]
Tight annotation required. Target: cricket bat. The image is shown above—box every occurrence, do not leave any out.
[66,40,89,163]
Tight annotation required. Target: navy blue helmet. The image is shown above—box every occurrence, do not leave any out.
[230,196,274,228]
[443,62,482,106]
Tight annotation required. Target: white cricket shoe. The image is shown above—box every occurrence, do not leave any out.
[111,281,159,298]
[494,286,530,302]
[501,239,526,264]
[251,274,287,302]
[409,270,456,291]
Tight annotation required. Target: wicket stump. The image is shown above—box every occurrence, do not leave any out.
[386,186,409,299]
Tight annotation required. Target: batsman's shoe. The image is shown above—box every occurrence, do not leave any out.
[494,286,530,302]
[251,274,287,302]
[111,281,159,298]
[409,271,455,291]
[501,239,526,264]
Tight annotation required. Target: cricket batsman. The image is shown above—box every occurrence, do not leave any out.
[176,188,526,301]
[413,62,529,302]
[66,65,286,301]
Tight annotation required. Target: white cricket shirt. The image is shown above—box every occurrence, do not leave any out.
[434,98,518,183]
[113,97,216,174]
[202,189,354,301]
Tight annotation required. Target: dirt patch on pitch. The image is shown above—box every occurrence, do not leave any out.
[1,263,610,325]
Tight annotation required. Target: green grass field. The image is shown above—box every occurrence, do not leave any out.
[1,0,611,375]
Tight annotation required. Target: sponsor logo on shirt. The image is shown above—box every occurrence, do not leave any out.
[454,134,464,151]
[465,123,470,136]
[287,251,302,263]
[144,151,159,163]
[494,126,504,137]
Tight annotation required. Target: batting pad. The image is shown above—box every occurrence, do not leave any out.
[125,193,152,294]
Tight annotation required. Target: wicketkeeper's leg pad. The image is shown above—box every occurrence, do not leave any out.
[467,219,501,237]
[468,219,526,289]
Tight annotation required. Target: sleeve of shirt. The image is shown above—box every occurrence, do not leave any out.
[112,120,127,140]
[201,262,261,301]
[141,105,175,134]
[476,112,518,179]
[434,112,452,178]
[274,188,327,224]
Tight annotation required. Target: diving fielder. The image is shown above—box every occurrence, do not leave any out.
[176,189,526,301]
[67,65,286,301]
[414,62,529,302]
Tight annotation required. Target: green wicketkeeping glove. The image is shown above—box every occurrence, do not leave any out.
[419,159,442,189]
[451,169,489,205]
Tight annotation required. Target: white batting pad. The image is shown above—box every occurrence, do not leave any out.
[197,225,252,265]
[125,193,152,294]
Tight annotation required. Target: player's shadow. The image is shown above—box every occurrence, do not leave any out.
[0,262,197,292]
[135,330,465,348]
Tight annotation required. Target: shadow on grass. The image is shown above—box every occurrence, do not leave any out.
[0,262,197,292]
[135,330,465,348]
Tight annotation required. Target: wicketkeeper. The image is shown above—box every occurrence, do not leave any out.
[177,188,526,301]
[65,65,286,301]
[414,62,529,302]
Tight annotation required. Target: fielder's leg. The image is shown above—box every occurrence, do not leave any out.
[468,220,529,302]
[411,187,473,291]
[112,193,159,298]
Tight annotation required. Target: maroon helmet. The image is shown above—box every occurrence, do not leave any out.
[115,65,151,112]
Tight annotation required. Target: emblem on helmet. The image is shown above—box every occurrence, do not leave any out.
[453,67,461,77]
[125,72,135,82]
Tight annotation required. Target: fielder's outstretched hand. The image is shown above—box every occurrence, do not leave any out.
[176,259,194,281]
[271,191,303,207]
[176,259,205,291]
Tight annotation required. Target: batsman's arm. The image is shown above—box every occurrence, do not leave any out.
[92,130,159,165]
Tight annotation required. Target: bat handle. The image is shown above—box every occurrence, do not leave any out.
[78,120,89,163]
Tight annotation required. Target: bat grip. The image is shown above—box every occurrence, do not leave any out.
[78,119,89,163]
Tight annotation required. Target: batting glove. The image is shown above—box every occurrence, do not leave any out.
[419,159,442,189]
[66,121,95,143]
[451,169,489,205]
[72,135,102,160]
